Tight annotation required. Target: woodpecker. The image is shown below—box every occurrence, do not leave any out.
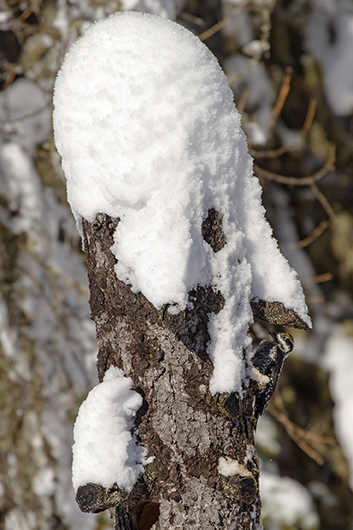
[252,331,294,419]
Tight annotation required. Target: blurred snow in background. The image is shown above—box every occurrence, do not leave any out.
[323,328,353,491]
[260,472,319,530]
[305,0,353,116]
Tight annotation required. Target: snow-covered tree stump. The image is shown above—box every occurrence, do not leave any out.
[79,212,260,529]
[53,11,310,530]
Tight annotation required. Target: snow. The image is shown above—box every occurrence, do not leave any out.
[322,326,353,491]
[0,72,101,528]
[4,510,37,530]
[0,143,42,230]
[32,468,56,497]
[260,471,319,530]
[0,78,50,151]
[218,456,252,477]
[242,40,267,59]
[225,55,275,146]
[255,415,281,457]
[53,11,310,394]
[72,366,145,491]
[0,301,17,360]
[308,481,338,510]
[305,0,353,116]
[222,2,275,146]
[120,0,181,19]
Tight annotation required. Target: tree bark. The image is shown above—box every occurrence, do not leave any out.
[78,212,308,530]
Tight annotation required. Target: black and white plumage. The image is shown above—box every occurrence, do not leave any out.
[252,331,294,419]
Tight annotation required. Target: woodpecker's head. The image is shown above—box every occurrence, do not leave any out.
[269,331,294,358]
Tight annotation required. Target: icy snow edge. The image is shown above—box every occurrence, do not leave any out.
[72,366,145,491]
[53,12,310,394]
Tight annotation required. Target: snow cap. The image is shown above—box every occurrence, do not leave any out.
[53,12,310,393]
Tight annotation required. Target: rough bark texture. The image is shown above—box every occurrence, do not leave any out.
[79,211,308,530]
[250,299,310,330]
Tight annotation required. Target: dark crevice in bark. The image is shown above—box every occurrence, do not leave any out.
[163,286,225,363]
[137,502,161,530]
[202,208,227,252]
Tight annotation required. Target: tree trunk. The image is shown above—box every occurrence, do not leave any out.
[78,213,262,530]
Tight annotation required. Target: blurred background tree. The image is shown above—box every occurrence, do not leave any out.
[1,0,353,529]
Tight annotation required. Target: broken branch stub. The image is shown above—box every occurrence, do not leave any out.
[250,299,310,330]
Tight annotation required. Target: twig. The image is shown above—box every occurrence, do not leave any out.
[255,144,340,236]
[237,89,250,115]
[281,220,329,250]
[269,402,335,465]
[300,429,335,446]
[312,272,334,283]
[198,0,251,41]
[306,295,325,304]
[300,272,333,284]
[302,98,318,136]
[268,68,292,130]
[179,12,206,28]
[254,98,317,159]
[309,181,338,225]
[254,143,336,186]
[273,408,324,465]
[18,6,34,22]
[3,65,16,90]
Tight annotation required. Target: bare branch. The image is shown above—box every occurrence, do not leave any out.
[281,220,329,250]
[269,401,335,466]
[237,89,250,116]
[268,68,292,131]
[198,0,251,41]
[253,98,317,159]
[309,181,338,225]
[254,143,336,186]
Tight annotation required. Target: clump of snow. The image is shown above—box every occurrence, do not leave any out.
[322,326,353,491]
[53,11,310,394]
[260,471,319,530]
[218,456,252,477]
[72,366,145,491]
